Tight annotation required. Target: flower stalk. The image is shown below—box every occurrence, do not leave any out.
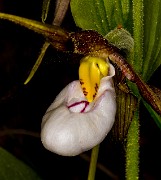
[87,145,100,180]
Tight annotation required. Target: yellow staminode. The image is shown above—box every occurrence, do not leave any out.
[79,56,109,102]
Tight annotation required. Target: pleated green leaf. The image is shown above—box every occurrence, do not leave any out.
[143,0,161,81]
[70,0,133,36]
[132,0,144,75]
[0,147,41,180]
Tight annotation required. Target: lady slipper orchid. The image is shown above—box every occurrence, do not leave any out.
[41,57,116,156]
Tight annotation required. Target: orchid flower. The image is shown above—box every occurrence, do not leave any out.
[41,57,116,156]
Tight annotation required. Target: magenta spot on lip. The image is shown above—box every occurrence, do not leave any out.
[67,101,89,113]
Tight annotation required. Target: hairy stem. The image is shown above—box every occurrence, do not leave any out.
[125,109,140,179]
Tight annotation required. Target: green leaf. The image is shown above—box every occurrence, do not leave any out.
[71,0,108,35]
[143,100,161,130]
[143,0,161,81]
[0,147,41,180]
[132,0,144,74]
[70,0,133,36]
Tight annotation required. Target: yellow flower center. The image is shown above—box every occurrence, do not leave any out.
[79,56,109,102]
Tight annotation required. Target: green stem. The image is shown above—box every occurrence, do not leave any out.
[125,2,143,177]
[87,145,100,180]
[125,109,139,180]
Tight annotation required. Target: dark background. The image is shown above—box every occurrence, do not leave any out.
[0,0,161,179]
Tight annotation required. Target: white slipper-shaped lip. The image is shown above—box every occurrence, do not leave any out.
[41,64,116,156]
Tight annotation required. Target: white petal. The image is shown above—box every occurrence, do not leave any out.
[41,64,116,156]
